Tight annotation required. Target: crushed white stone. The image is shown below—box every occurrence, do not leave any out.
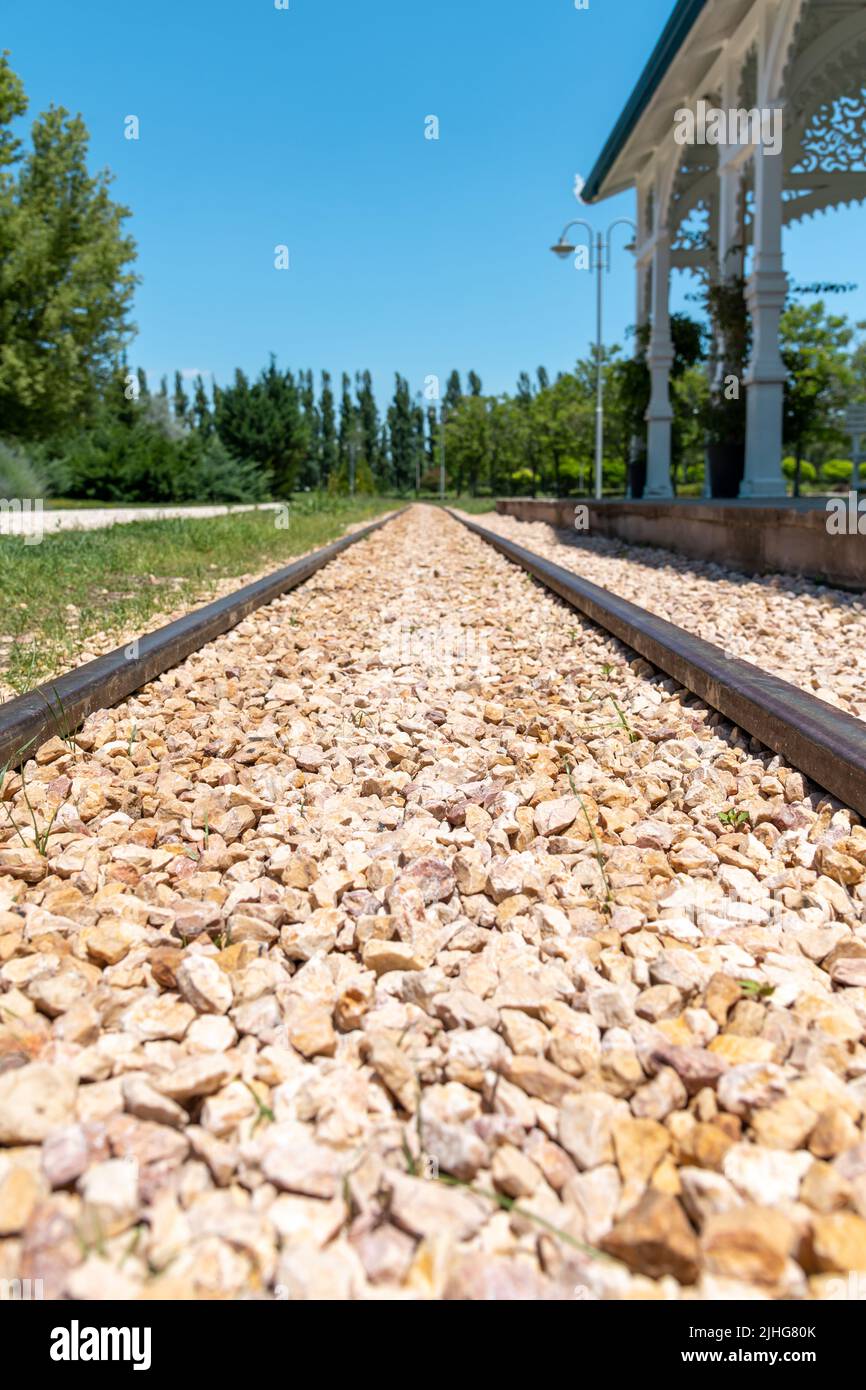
[472,510,866,721]
[0,504,865,1301]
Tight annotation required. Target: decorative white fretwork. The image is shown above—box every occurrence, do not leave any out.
[793,88,866,173]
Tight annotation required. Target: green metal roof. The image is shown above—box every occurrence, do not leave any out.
[581,0,709,203]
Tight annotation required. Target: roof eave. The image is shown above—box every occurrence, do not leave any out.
[581,0,709,203]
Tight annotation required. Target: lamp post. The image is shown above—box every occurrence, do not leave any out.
[550,217,637,501]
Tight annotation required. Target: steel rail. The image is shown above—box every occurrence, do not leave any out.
[0,509,404,771]
[448,509,866,816]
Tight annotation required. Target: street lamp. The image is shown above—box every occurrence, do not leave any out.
[551,217,637,501]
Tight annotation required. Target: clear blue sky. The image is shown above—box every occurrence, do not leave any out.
[5,0,864,407]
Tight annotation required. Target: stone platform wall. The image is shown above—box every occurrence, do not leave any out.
[494,498,866,591]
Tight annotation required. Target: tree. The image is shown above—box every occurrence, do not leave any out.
[445,370,462,413]
[850,320,866,401]
[214,356,309,495]
[0,52,137,438]
[319,371,338,485]
[467,370,483,397]
[532,371,593,495]
[297,367,320,488]
[425,403,439,477]
[445,395,490,496]
[173,371,190,427]
[411,395,426,492]
[387,374,414,491]
[338,372,356,475]
[0,50,26,177]
[488,396,526,495]
[515,371,537,495]
[355,370,381,477]
[781,300,853,492]
[192,375,213,437]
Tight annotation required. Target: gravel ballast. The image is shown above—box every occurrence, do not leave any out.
[473,510,866,722]
[1,505,866,1301]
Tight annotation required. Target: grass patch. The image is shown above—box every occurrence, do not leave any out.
[0,494,396,697]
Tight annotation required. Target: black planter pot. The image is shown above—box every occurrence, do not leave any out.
[707,443,745,499]
[628,456,647,499]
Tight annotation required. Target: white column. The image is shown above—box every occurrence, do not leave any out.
[644,227,674,498]
[741,141,787,497]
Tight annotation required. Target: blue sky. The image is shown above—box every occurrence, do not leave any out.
[5,0,864,407]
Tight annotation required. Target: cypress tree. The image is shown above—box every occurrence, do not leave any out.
[426,404,439,475]
[355,369,381,477]
[411,395,425,492]
[319,370,338,485]
[338,372,355,473]
[298,368,321,487]
[192,374,212,437]
[386,374,414,492]
[173,370,189,427]
[445,370,462,412]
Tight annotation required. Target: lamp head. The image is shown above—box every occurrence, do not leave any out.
[551,241,576,260]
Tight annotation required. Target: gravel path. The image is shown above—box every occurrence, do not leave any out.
[1,505,866,1301]
[473,510,866,721]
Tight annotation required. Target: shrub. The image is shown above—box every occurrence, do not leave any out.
[327,459,377,496]
[173,436,270,503]
[782,457,817,483]
[39,420,270,504]
[43,418,176,501]
[0,440,48,500]
[822,458,854,485]
[509,467,535,496]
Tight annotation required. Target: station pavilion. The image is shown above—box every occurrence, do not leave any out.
[581,0,866,498]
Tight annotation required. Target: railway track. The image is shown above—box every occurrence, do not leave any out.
[6,501,863,816]
[447,509,866,818]
[0,504,865,1302]
[0,510,402,772]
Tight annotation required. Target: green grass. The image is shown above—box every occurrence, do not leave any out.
[0,494,396,697]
